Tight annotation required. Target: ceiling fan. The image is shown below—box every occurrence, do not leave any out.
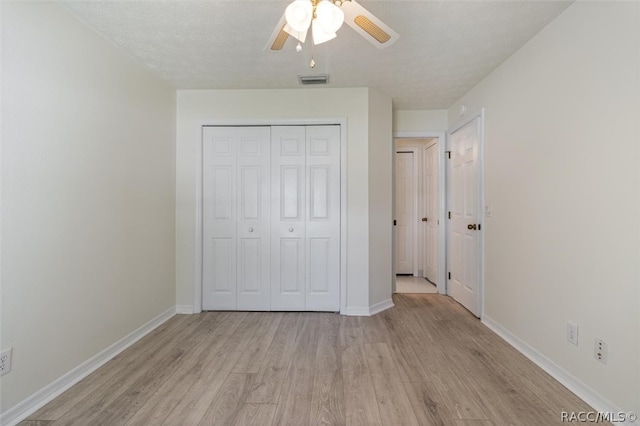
[266,0,399,53]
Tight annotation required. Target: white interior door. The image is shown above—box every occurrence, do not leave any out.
[447,118,481,316]
[202,126,271,311]
[396,152,415,274]
[305,125,341,311]
[203,125,340,312]
[271,126,307,311]
[423,142,439,283]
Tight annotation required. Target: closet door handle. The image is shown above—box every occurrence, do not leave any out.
[248,227,254,233]
[288,227,294,232]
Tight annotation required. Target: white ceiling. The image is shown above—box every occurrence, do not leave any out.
[61,0,572,109]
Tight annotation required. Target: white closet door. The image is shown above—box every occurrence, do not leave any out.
[305,125,340,311]
[271,126,307,310]
[271,125,341,312]
[202,126,271,311]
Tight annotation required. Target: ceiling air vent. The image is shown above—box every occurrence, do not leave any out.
[299,74,329,85]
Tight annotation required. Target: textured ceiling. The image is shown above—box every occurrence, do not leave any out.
[61,0,573,109]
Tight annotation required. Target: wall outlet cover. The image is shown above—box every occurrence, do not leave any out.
[0,348,12,376]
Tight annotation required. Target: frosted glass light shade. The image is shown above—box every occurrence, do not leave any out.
[312,20,337,45]
[285,0,313,33]
[284,23,308,43]
[315,0,344,34]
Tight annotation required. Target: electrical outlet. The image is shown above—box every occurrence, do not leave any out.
[595,339,608,364]
[0,348,12,376]
[566,322,578,345]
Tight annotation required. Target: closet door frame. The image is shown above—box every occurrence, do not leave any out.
[194,118,348,314]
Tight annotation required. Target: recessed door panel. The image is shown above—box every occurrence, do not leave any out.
[240,166,261,220]
[310,166,330,220]
[309,238,330,294]
[239,238,261,293]
[281,166,302,220]
[211,238,234,292]
[279,238,304,294]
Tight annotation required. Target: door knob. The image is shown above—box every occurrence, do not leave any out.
[288,227,294,232]
[467,224,477,230]
[421,217,428,222]
[248,227,254,233]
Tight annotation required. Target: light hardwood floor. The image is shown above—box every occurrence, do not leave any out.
[23,294,598,425]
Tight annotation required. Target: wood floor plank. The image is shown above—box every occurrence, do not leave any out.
[198,373,250,426]
[309,314,345,426]
[272,314,320,426]
[340,323,383,426]
[365,342,419,426]
[377,308,431,384]
[232,312,283,374]
[159,350,242,425]
[233,403,277,426]
[244,312,301,404]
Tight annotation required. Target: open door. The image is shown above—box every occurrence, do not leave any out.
[447,114,483,317]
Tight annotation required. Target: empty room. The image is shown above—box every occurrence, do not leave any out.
[1,1,639,425]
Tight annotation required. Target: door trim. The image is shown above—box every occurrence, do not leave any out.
[194,118,348,314]
[446,108,485,317]
[393,131,446,295]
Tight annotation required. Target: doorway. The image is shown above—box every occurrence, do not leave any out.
[393,135,445,295]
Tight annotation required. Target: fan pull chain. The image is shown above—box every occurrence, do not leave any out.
[310,41,316,68]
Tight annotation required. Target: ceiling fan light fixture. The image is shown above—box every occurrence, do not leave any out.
[284,0,345,47]
[285,0,313,33]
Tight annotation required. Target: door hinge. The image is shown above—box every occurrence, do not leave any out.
[448,272,451,280]
[448,211,451,219]
[393,220,397,226]
[478,224,481,231]
[446,151,451,159]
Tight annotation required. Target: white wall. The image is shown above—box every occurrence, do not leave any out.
[368,90,393,308]
[393,109,448,133]
[1,1,176,413]
[175,88,393,314]
[448,1,640,414]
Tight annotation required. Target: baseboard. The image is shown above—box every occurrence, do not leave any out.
[176,304,195,314]
[369,298,394,315]
[343,299,394,316]
[0,306,176,426]
[482,315,639,426]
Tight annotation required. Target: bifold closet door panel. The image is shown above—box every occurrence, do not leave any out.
[270,126,307,311]
[305,125,341,312]
[202,126,271,311]
[271,125,341,312]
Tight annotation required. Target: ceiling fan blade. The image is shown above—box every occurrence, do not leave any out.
[341,0,399,49]
[265,13,289,51]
